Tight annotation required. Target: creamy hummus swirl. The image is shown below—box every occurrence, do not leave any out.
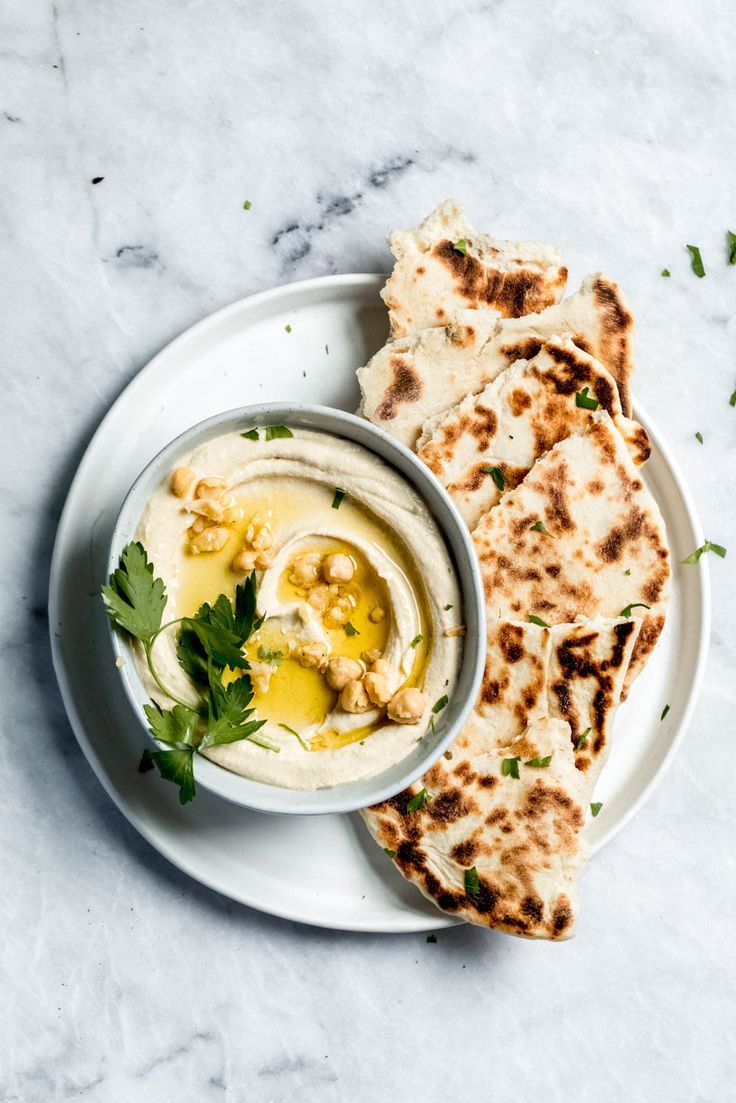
[135,428,463,789]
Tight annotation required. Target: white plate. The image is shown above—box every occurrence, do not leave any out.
[49,274,710,933]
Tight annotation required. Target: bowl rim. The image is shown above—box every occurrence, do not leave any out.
[106,401,486,815]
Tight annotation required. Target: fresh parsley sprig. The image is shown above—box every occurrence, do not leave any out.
[103,547,270,804]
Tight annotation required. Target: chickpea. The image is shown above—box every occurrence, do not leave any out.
[189,515,211,536]
[369,606,385,623]
[232,547,258,573]
[340,679,371,713]
[325,656,363,691]
[290,552,323,587]
[251,524,273,552]
[195,477,227,500]
[193,497,226,522]
[324,600,350,628]
[297,641,329,670]
[361,649,382,665]
[370,658,391,678]
[387,687,426,724]
[322,553,355,584]
[364,671,392,707]
[307,584,331,611]
[254,549,274,570]
[222,505,244,525]
[190,526,230,554]
[170,466,196,498]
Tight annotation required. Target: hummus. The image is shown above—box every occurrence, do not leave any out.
[135,427,463,789]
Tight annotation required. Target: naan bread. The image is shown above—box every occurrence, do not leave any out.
[417,336,650,529]
[382,199,567,338]
[473,411,670,694]
[362,615,640,939]
[358,275,635,448]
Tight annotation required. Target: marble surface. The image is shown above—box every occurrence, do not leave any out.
[2,1,735,1099]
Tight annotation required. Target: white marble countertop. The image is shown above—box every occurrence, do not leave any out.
[2,1,735,1099]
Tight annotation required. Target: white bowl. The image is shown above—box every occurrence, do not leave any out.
[106,403,485,814]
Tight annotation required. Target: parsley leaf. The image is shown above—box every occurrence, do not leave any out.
[265,424,293,440]
[695,431,704,444]
[140,746,196,805]
[200,673,272,750]
[410,633,423,648]
[728,230,736,264]
[102,541,166,644]
[501,756,520,779]
[332,488,346,509]
[527,614,550,628]
[529,520,550,534]
[144,702,199,747]
[344,621,360,637]
[525,755,552,767]
[464,866,480,896]
[590,802,603,817]
[241,428,259,440]
[661,268,670,277]
[575,727,591,751]
[453,238,468,255]
[575,386,599,410]
[660,704,670,721]
[482,464,505,491]
[432,694,448,714]
[682,540,727,564]
[407,787,432,812]
[384,847,397,858]
[686,244,705,277]
[258,645,283,666]
[176,577,257,683]
[620,602,650,618]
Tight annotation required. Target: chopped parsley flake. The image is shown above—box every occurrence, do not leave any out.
[407,788,432,812]
[265,425,293,440]
[482,465,505,491]
[258,645,283,666]
[432,694,449,714]
[619,602,650,618]
[241,428,259,440]
[284,324,292,333]
[331,487,346,509]
[530,520,550,534]
[410,634,423,648]
[682,540,727,564]
[383,847,397,858]
[576,727,591,751]
[527,614,550,628]
[590,802,603,817]
[525,755,552,767]
[575,386,599,410]
[730,390,736,408]
[426,934,437,943]
[695,431,704,444]
[325,344,329,354]
[242,199,252,210]
[624,568,631,576]
[661,268,670,277]
[444,604,453,611]
[453,238,468,255]
[501,756,520,779]
[686,244,705,277]
[728,230,736,265]
[464,866,480,896]
[344,621,360,636]
[278,723,309,750]
[660,704,670,721]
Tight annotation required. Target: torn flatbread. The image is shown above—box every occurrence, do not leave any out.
[362,615,640,939]
[382,199,567,338]
[417,336,650,529]
[472,411,670,695]
[358,274,635,448]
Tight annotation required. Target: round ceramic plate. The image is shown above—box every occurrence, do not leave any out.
[49,274,710,933]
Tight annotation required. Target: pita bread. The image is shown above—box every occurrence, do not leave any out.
[381,199,567,338]
[417,336,650,529]
[358,275,635,448]
[472,411,670,695]
[362,615,640,939]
